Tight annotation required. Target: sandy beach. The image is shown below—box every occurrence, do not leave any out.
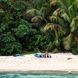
[0,53,78,72]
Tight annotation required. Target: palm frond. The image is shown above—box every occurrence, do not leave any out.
[63,33,74,50]
[26,9,40,17]
[61,12,70,22]
[23,9,40,20]
[58,0,75,9]
[50,0,56,5]
[31,16,43,23]
[49,15,66,27]
[70,16,78,32]
[44,23,54,32]
[52,8,61,16]
[49,16,58,23]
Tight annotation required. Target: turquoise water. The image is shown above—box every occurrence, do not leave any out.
[0,72,78,78]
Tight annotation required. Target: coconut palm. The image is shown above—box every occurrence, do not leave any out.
[44,0,78,51]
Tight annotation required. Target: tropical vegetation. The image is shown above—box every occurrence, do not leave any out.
[0,0,78,55]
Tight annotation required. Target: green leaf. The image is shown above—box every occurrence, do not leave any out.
[70,16,78,32]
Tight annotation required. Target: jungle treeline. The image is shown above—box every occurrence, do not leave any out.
[0,0,78,55]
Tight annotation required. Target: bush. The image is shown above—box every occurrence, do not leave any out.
[0,32,22,55]
[71,48,78,55]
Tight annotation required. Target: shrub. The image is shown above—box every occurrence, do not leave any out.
[71,48,78,55]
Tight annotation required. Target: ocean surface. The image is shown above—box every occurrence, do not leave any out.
[0,71,78,78]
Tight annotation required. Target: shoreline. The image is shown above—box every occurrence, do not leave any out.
[0,53,78,72]
[0,70,78,75]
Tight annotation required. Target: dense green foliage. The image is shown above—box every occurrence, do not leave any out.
[0,0,78,55]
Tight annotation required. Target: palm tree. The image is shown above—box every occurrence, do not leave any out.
[44,0,78,51]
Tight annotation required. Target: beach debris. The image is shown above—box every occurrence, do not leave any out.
[67,57,72,60]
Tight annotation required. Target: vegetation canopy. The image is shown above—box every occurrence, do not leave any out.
[0,0,78,55]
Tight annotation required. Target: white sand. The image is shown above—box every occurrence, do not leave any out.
[0,53,78,72]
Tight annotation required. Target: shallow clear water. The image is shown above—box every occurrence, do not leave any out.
[0,72,78,78]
